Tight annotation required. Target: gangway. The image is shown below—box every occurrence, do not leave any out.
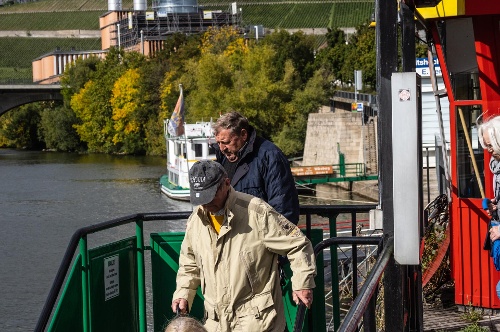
[292,163,378,185]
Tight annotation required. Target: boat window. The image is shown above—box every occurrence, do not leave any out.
[443,18,481,101]
[169,171,178,186]
[194,144,203,157]
[456,105,484,198]
[174,142,181,156]
[208,144,216,156]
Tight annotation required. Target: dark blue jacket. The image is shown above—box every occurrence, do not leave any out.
[214,127,299,224]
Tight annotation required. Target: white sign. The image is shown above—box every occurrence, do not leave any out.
[104,255,119,301]
[416,57,441,77]
[203,11,212,19]
[356,102,363,112]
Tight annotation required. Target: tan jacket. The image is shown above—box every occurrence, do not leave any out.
[173,187,316,332]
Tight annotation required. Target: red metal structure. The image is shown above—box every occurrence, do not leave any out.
[417,0,500,308]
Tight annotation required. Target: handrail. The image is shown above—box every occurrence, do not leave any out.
[293,236,384,332]
[36,206,377,332]
[338,237,394,332]
[35,211,191,332]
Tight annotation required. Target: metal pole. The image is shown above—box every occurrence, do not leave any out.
[426,147,430,204]
[376,0,403,330]
[136,221,147,332]
[329,214,341,331]
[117,23,121,49]
[401,3,423,331]
[140,30,144,55]
[80,236,90,332]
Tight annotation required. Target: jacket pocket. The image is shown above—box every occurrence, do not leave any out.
[239,251,257,293]
[234,291,277,331]
[235,291,274,317]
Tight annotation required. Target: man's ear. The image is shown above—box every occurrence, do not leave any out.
[240,128,248,141]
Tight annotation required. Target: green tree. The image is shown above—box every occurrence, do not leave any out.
[70,48,145,153]
[40,105,83,151]
[353,24,376,89]
[314,28,348,86]
[60,55,100,105]
[0,103,44,149]
[273,68,333,156]
[261,29,316,84]
[111,68,144,154]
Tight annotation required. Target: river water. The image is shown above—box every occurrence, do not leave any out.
[0,149,376,331]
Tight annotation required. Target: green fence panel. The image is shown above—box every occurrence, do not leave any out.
[48,255,83,332]
[150,233,205,332]
[87,237,139,331]
[282,228,326,332]
[150,229,325,332]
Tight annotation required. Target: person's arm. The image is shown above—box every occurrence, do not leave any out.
[261,149,300,224]
[171,220,201,313]
[491,225,500,242]
[261,209,316,296]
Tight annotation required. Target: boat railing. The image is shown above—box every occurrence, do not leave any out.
[35,204,378,332]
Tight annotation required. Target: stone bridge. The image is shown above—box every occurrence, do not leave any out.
[0,84,63,116]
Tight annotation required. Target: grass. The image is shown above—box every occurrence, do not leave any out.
[0,11,102,30]
[0,0,135,12]
[331,2,374,27]
[0,67,32,83]
[0,37,101,67]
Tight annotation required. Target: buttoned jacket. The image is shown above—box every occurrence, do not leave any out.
[173,187,316,332]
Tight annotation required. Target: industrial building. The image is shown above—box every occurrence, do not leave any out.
[32,0,242,83]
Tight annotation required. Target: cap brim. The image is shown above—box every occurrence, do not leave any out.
[190,183,219,206]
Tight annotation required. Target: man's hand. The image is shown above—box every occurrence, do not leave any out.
[491,225,500,242]
[171,298,189,314]
[292,289,313,309]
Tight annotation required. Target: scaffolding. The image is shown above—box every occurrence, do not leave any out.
[113,9,243,51]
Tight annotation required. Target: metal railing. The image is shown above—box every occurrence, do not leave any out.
[293,236,385,332]
[35,204,378,332]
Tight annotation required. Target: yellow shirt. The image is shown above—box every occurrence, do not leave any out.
[209,213,224,234]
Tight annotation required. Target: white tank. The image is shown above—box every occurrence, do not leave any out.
[108,0,122,11]
[134,0,147,11]
[154,0,198,15]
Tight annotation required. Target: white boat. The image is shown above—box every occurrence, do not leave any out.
[160,120,216,200]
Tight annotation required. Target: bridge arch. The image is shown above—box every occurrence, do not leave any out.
[0,85,63,116]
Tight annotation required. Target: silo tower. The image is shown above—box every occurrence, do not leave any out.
[108,0,122,11]
[152,0,199,16]
[134,0,147,11]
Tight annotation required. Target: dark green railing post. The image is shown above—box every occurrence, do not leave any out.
[339,153,345,177]
[329,214,341,331]
[136,220,147,332]
[80,236,90,332]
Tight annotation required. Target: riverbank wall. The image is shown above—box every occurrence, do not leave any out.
[302,109,440,204]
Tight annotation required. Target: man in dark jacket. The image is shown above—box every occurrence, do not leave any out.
[212,112,299,224]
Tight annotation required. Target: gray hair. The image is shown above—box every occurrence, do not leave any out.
[212,112,250,136]
[478,115,500,154]
[164,316,207,332]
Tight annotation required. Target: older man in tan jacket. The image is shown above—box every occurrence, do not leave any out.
[171,160,316,332]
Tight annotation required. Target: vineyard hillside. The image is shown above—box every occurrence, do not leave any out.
[0,0,374,82]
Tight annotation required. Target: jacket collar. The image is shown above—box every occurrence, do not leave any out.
[196,186,236,226]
